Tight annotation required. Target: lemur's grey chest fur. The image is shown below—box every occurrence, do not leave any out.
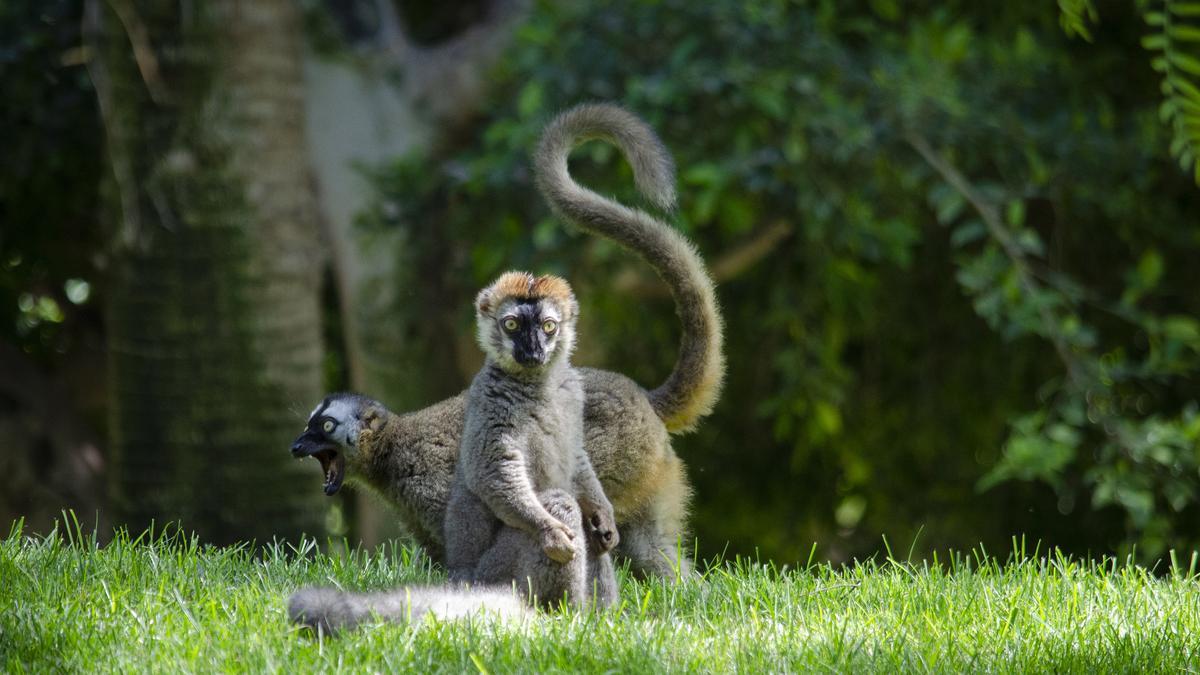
[462,361,585,491]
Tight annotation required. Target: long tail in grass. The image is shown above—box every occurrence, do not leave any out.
[288,585,529,634]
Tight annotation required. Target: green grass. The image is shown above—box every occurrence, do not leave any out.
[3,518,1200,673]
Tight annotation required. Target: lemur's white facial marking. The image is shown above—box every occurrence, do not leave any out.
[313,398,361,449]
[294,394,367,496]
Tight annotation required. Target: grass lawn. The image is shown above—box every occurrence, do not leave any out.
[3,518,1199,673]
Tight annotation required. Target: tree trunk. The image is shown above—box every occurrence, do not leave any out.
[89,0,326,544]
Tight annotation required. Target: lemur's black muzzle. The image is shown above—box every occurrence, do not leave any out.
[512,326,546,366]
[290,431,324,458]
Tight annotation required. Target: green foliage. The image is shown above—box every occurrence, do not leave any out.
[1059,0,1100,41]
[1141,0,1200,183]
[364,0,1200,563]
[6,519,1200,671]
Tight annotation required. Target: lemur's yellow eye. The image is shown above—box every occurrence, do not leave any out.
[501,317,519,332]
[322,420,335,433]
[542,319,558,335]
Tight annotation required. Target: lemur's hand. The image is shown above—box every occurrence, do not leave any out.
[540,519,576,563]
[587,507,619,554]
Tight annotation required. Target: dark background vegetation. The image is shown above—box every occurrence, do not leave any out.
[3,0,1199,566]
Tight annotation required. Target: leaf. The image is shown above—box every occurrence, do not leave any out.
[1170,134,1188,158]
[869,0,900,21]
[814,400,843,436]
[532,217,558,250]
[1163,315,1200,342]
[1161,98,1178,122]
[1015,228,1044,256]
[692,189,719,225]
[1047,423,1081,446]
[783,134,807,162]
[834,495,867,528]
[1117,487,1156,527]
[1177,94,1200,113]
[1169,25,1200,42]
[1168,74,1200,103]
[1135,249,1165,288]
[682,163,723,186]
[987,426,1075,487]
[1168,51,1200,76]
[1005,200,1026,227]
[1142,33,1168,51]
[517,81,544,118]
[1164,480,1195,511]
[933,189,966,224]
[950,221,986,248]
[749,85,788,121]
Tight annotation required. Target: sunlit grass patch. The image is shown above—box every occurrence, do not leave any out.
[3,518,1198,672]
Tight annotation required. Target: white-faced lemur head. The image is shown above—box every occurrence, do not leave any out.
[290,393,378,496]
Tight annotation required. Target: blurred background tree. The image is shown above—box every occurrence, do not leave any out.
[85,0,327,544]
[2,0,1198,563]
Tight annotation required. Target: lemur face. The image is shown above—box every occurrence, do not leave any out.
[475,272,577,374]
[290,394,366,496]
[492,298,568,368]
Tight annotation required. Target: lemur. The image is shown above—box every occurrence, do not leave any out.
[289,103,724,580]
[443,271,617,609]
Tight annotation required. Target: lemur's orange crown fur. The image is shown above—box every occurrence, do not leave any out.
[477,271,575,314]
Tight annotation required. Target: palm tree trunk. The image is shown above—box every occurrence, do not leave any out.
[89,0,325,544]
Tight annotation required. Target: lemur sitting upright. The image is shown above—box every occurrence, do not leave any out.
[289,273,618,632]
[444,271,618,609]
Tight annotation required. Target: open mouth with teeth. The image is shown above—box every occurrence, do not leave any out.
[312,448,345,496]
[291,435,346,496]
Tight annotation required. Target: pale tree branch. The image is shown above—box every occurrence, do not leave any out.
[375,0,529,124]
[613,220,794,296]
[83,0,140,251]
[906,132,1090,391]
[105,0,170,104]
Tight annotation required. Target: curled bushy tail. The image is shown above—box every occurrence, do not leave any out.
[534,103,725,433]
[288,585,528,634]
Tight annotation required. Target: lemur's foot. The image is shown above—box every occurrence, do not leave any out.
[587,509,619,554]
[540,519,576,563]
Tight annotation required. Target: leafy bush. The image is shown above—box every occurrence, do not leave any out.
[364,0,1200,562]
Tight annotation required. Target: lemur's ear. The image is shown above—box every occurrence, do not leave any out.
[475,286,493,315]
[559,287,578,322]
[361,405,384,432]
